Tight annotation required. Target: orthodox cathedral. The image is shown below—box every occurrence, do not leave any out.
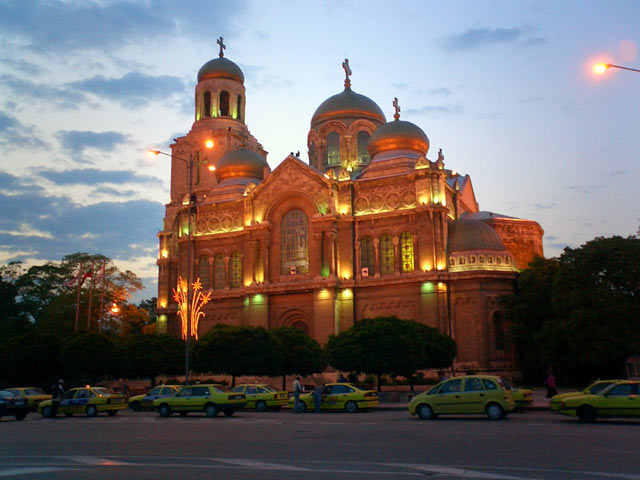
[156,39,544,374]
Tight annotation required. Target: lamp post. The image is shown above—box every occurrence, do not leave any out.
[593,63,640,74]
[150,145,214,385]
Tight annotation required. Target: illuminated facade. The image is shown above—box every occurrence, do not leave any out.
[157,46,544,374]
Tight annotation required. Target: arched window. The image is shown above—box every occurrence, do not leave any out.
[213,254,225,290]
[219,90,230,117]
[357,131,370,164]
[493,311,505,351]
[230,251,242,288]
[401,232,414,272]
[326,132,340,166]
[360,236,375,276]
[198,256,210,289]
[203,91,211,118]
[380,234,394,275]
[236,95,242,121]
[281,209,309,274]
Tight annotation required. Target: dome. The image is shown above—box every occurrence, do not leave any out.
[311,87,385,125]
[216,149,268,185]
[367,119,430,157]
[197,57,244,83]
[447,219,506,253]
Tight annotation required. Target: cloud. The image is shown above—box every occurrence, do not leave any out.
[427,87,451,97]
[39,168,162,187]
[0,170,43,194]
[56,131,130,155]
[610,170,630,176]
[405,105,464,116]
[438,27,545,51]
[0,57,45,76]
[1,74,89,109]
[0,1,245,55]
[0,110,49,150]
[93,186,140,197]
[69,72,186,108]
[567,185,603,195]
[531,202,557,210]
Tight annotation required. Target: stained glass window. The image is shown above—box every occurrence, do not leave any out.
[213,254,225,290]
[360,236,374,276]
[380,234,394,275]
[198,256,210,289]
[401,232,414,272]
[230,251,242,288]
[357,131,370,164]
[326,132,340,166]
[281,209,309,274]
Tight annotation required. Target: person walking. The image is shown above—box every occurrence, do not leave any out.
[313,383,324,413]
[337,373,347,383]
[292,376,304,413]
[545,367,558,398]
[50,379,64,418]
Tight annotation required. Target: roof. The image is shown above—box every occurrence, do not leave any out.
[447,218,506,252]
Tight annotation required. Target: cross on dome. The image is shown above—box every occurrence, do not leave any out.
[393,97,401,120]
[342,58,352,88]
[217,36,226,58]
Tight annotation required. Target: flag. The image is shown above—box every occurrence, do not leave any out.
[64,269,84,287]
[79,268,92,287]
[95,263,105,283]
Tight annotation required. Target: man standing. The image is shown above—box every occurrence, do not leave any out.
[292,376,304,413]
[51,379,64,418]
[313,383,324,413]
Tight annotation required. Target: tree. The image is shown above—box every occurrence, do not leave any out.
[195,324,282,386]
[506,236,640,384]
[326,316,456,391]
[0,333,63,388]
[121,334,185,386]
[0,262,30,339]
[270,326,326,390]
[60,333,118,384]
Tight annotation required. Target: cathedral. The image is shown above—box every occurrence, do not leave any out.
[156,40,544,374]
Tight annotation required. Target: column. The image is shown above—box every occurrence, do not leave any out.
[373,238,380,278]
[393,236,400,274]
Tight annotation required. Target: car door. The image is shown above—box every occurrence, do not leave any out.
[72,389,90,414]
[142,386,163,408]
[601,383,636,417]
[59,389,77,414]
[461,378,487,413]
[190,386,211,409]
[430,379,463,414]
[172,387,193,411]
[244,387,258,408]
[322,385,343,409]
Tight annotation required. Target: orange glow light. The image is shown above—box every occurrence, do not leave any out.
[593,63,610,74]
[208,165,216,171]
[205,139,214,149]
[148,149,161,156]
[110,303,119,314]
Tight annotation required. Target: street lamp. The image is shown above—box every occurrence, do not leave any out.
[149,144,215,385]
[593,63,640,74]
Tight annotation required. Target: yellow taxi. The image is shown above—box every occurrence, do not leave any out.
[38,386,127,417]
[550,379,620,412]
[558,381,640,422]
[511,387,533,408]
[6,387,51,411]
[409,375,515,420]
[231,384,288,412]
[288,383,378,413]
[128,384,181,411]
[152,384,245,418]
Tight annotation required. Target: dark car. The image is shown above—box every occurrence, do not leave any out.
[0,390,29,421]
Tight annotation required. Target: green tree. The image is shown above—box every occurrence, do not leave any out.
[0,333,63,389]
[121,334,185,387]
[0,262,30,339]
[326,316,456,391]
[270,326,326,390]
[60,333,118,384]
[195,324,282,387]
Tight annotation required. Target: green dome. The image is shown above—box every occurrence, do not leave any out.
[198,57,244,83]
[311,87,385,125]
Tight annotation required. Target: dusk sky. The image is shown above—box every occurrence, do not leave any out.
[1,0,638,302]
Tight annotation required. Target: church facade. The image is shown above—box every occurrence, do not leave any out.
[156,42,544,375]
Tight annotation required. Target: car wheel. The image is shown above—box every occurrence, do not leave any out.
[295,400,307,413]
[417,404,434,420]
[486,403,505,420]
[205,404,218,418]
[345,400,358,413]
[256,401,267,413]
[15,412,27,421]
[223,409,234,417]
[158,404,171,417]
[130,401,141,412]
[107,410,117,416]
[577,405,597,422]
[41,406,52,418]
[86,406,98,417]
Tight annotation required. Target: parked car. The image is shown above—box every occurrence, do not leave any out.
[0,390,29,421]
[128,385,181,411]
[231,384,288,411]
[511,387,533,408]
[5,387,51,411]
[38,386,127,418]
[409,375,515,420]
[152,384,245,418]
[550,379,620,412]
[288,383,378,413]
[558,381,640,422]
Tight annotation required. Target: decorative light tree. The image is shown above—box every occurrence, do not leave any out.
[173,276,211,340]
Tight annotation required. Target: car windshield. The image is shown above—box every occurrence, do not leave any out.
[212,386,228,393]
[497,377,512,390]
[590,382,613,394]
[0,391,13,398]
[349,384,364,391]
[24,388,46,395]
[92,387,110,395]
[260,385,276,392]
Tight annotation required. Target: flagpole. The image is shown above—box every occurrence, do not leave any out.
[74,281,81,332]
[98,260,106,333]
[86,263,94,331]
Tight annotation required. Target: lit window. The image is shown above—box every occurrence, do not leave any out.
[219,90,230,117]
[488,256,493,263]
[479,256,484,263]
[357,131,370,164]
[380,234,394,275]
[230,252,242,288]
[213,254,225,290]
[236,95,243,121]
[326,132,340,166]
[281,209,309,274]
[198,256,210,289]
[401,232,414,272]
[496,257,501,264]
[360,236,375,276]
[450,257,455,266]
[470,256,476,263]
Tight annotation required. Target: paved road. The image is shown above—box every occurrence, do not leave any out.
[1,409,639,479]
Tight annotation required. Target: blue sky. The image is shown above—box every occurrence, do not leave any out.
[1,0,638,302]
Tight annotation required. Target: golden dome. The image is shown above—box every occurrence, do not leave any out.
[216,149,268,185]
[367,119,430,157]
[311,87,385,125]
[197,57,244,84]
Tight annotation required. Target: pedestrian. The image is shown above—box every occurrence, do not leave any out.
[50,379,64,418]
[292,376,304,413]
[545,367,558,398]
[313,382,324,413]
[337,373,347,383]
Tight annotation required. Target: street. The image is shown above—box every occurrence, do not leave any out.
[1,409,639,479]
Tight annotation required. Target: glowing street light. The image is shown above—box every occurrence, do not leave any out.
[593,63,640,74]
